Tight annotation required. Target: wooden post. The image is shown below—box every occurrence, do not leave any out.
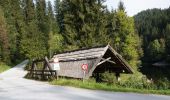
[56,70,58,80]
[96,73,100,82]
[115,73,120,82]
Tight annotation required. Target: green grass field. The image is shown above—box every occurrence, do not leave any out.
[50,78,170,95]
[0,62,10,73]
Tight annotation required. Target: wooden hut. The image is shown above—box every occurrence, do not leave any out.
[52,45,133,79]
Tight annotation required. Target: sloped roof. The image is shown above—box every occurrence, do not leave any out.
[54,45,133,74]
[54,46,107,62]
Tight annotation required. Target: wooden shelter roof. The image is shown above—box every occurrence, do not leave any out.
[54,45,133,75]
[54,46,106,62]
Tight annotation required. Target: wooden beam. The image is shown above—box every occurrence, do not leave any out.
[97,57,111,66]
[101,58,115,64]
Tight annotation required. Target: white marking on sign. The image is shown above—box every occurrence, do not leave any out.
[81,64,88,71]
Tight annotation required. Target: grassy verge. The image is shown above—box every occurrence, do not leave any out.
[0,62,10,73]
[50,78,170,95]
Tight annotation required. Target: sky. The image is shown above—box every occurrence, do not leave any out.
[47,0,170,16]
[104,0,170,16]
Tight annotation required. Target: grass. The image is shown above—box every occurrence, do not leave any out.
[0,62,10,73]
[50,78,170,95]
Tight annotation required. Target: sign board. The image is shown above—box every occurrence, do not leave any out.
[81,64,88,71]
[50,57,60,70]
[51,62,60,70]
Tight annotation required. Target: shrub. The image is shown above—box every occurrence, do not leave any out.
[119,75,156,89]
[156,77,170,90]
[100,71,117,84]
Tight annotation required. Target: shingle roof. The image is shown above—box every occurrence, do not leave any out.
[54,46,107,61]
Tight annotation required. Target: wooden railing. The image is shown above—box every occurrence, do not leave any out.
[27,57,57,80]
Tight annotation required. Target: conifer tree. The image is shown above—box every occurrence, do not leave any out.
[0,8,10,63]
[0,0,26,61]
[20,0,47,59]
[36,0,49,51]
[61,0,108,50]
[114,2,142,69]
[47,1,63,58]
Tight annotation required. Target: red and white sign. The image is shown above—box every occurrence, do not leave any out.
[81,64,88,71]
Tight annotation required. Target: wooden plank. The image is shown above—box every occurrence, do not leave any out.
[45,57,54,76]
[28,70,56,72]
[101,58,115,64]
[97,57,111,66]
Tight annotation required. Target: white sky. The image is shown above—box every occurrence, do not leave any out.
[105,0,170,16]
[47,0,170,16]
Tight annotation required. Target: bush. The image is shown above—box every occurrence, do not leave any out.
[119,75,156,89]
[100,71,117,84]
[156,77,170,90]
[0,62,10,73]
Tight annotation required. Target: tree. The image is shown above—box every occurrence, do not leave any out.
[36,0,49,51]
[47,1,57,33]
[47,1,63,58]
[48,32,63,58]
[60,0,108,50]
[0,0,25,61]
[54,0,64,34]
[114,7,142,69]
[134,8,170,63]
[0,8,10,63]
[165,24,170,61]
[20,0,47,59]
[147,39,165,62]
[118,1,125,11]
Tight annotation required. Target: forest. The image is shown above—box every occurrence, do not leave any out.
[0,0,169,88]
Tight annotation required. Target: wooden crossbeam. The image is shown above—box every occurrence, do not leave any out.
[97,57,111,66]
[101,58,116,64]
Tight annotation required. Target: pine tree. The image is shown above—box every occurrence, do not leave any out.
[47,1,55,33]
[61,0,108,50]
[0,0,26,61]
[118,1,125,11]
[47,1,63,58]
[165,24,170,61]
[36,0,49,51]
[147,39,165,62]
[20,0,47,59]
[54,0,64,33]
[9,0,26,60]
[114,2,142,69]
[0,8,10,63]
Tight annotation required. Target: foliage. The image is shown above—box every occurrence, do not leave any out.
[156,77,170,90]
[134,7,170,83]
[0,62,10,73]
[60,0,108,48]
[48,32,63,58]
[165,24,170,61]
[134,8,170,63]
[0,8,10,63]
[50,78,170,95]
[20,0,47,59]
[147,39,165,62]
[112,7,142,70]
[101,71,117,84]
